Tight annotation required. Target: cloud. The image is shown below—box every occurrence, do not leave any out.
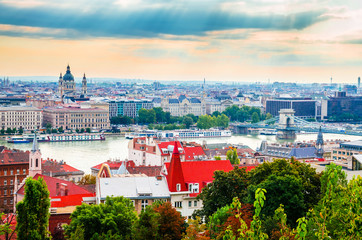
[0,1,331,39]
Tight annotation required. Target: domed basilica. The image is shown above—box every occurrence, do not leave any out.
[58,65,87,97]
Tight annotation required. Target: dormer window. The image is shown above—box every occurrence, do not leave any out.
[176,183,181,192]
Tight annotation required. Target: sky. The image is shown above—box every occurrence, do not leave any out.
[0,0,361,83]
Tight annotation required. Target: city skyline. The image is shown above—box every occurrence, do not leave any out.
[0,0,361,83]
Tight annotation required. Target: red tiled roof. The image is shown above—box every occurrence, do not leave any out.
[50,193,95,208]
[166,142,187,192]
[127,165,162,176]
[183,146,205,160]
[165,160,234,197]
[42,159,81,173]
[0,150,29,165]
[158,141,184,156]
[91,160,135,170]
[17,174,92,197]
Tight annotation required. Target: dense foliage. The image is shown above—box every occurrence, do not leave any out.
[65,196,137,240]
[16,177,51,240]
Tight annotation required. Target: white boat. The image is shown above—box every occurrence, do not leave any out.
[125,130,158,139]
[47,133,106,142]
[259,129,277,135]
[157,129,232,139]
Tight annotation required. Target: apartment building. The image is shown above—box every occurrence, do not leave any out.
[108,99,153,118]
[43,105,110,130]
[0,106,42,131]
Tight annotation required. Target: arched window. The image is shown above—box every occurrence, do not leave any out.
[36,158,38,168]
[176,183,181,192]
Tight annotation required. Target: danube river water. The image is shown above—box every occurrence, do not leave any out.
[0,133,360,174]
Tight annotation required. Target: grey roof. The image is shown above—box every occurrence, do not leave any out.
[99,176,170,200]
[152,98,162,103]
[169,99,179,104]
[289,147,317,159]
[178,95,187,102]
[341,140,362,148]
[353,155,362,164]
[189,98,201,103]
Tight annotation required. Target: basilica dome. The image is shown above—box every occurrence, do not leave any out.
[63,65,74,81]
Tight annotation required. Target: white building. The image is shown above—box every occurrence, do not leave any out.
[0,106,42,131]
[160,95,206,116]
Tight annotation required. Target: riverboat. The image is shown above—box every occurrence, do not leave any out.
[157,129,232,138]
[125,130,158,139]
[7,133,106,143]
[6,136,30,143]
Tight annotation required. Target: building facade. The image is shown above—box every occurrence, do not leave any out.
[0,148,29,212]
[323,94,362,121]
[205,99,233,115]
[108,99,153,118]
[0,106,42,131]
[161,96,206,117]
[331,140,362,162]
[266,98,316,119]
[43,105,110,130]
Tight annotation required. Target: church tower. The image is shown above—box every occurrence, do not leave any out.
[29,132,42,177]
[82,73,87,96]
[315,126,324,159]
[58,73,63,97]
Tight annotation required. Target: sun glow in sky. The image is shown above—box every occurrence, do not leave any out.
[0,0,361,83]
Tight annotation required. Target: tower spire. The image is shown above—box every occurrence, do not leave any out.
[32,131,39,152]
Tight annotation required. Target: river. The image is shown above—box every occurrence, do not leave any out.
[0,133,360,174]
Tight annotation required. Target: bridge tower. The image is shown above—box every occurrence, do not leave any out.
[276,109,296,139]
[315,126,324,159]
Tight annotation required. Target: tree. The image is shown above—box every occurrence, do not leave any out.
[215,114,229,128]
[77,174,96,185]
[154,107,166,123]
[86,128,91,133]
[5,128,12,135]
[0,127,4,135]
[58,126,64,133]
[65,196,137,240]
[247,159,322,226]
[304,163,362,240]
[182,217,209,240]
[251,112,260,123]
[214,156,221,160]
[183,116,194,129]
[18,127,24,135]
[226,149,240,165]
[196,115,214,129]
[134,201,185,240]
[196,167,249,218]
[154,201,185,240]
[0,212,16,240]
[138,108,156,124]
[133,205,161,240]
[16,177,51,240]
[75,128,80,133]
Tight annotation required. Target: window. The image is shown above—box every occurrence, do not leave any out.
[36,158,38,168]
[10,199,13,205]
[10,170,13,175]
[17,169,20,174]
[10,180,13,185]
[4,180,7,185]
[194,201,198,207]
[188,183,193,192]
[17,179,20,185]
[188,201,192,207]
[10,189,13,195]
[141,199,148,211]
[176,183,181,192]
[194,183,199,193]
[174,201,182,208]
[4,200,7,205]
[4,170,7,176]
[4,190,7,195]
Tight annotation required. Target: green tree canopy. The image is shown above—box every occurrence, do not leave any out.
[196,167,249,219]
[134,201,185,240]
[196,115,214,129]
[182,116,194,129]
[226,149,240,165]
[247,159,322,226]
[251,112,260,123]
[16,177,51,240]
[65,196,137,240]
[138,108,156,124]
